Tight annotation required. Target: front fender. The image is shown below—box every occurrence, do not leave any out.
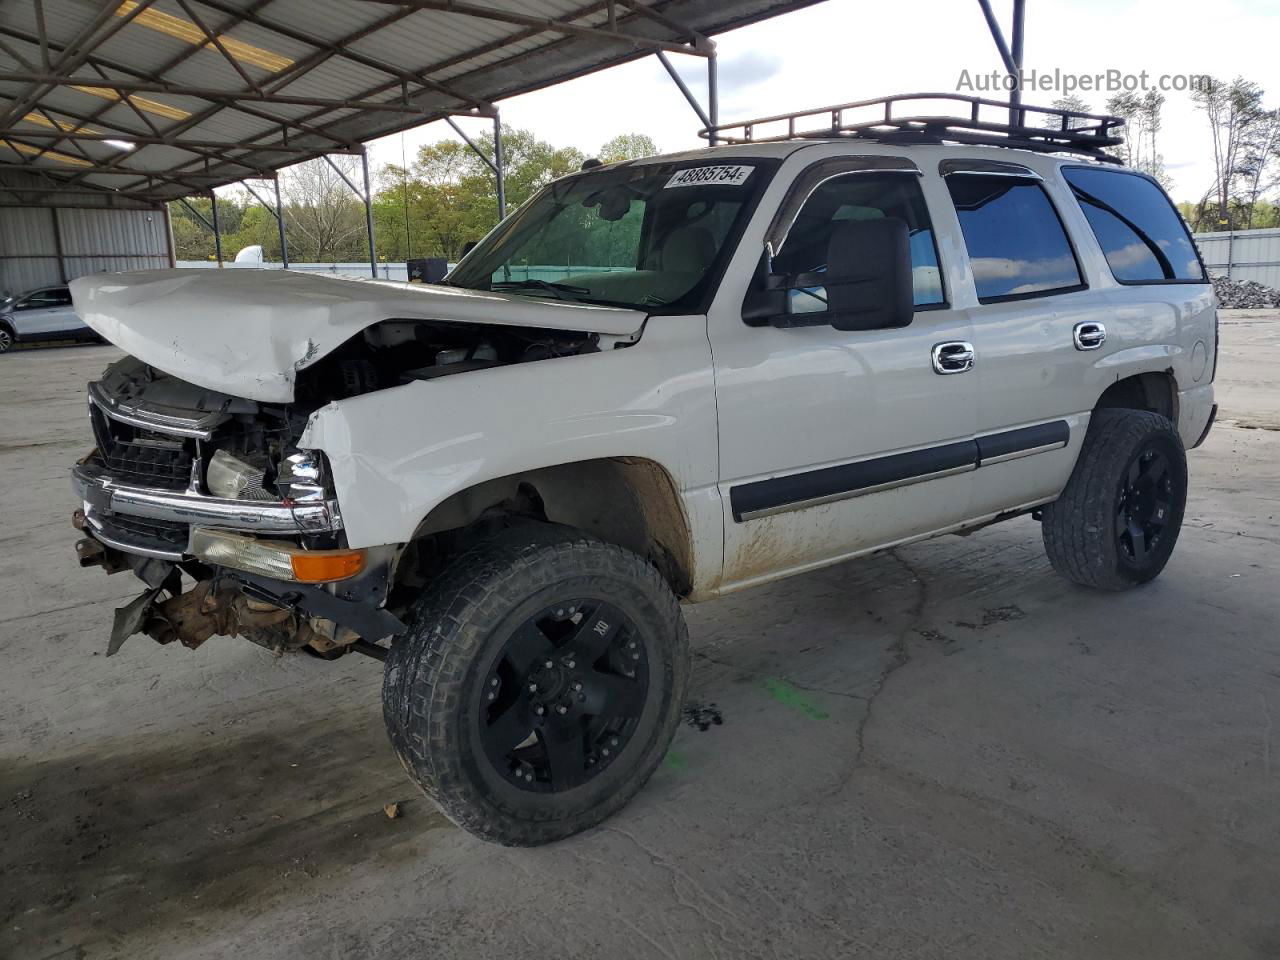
[299,314,720,556]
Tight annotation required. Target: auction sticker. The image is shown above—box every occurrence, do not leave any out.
[665,165,754,188]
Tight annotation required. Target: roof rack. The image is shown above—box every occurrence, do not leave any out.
[700,93,1126,163]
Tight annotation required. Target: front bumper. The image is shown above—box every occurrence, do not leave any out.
[72,459,343,561]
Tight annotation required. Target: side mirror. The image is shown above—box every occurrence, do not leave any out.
[460,240,479,258]
[825,218,913,331]
[742,218,914,331]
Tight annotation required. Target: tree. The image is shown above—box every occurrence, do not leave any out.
[1192,76,1268,230]
[1042,95,1092,130]
[598,133,659,163]
[277,156,368,262]
[1238,107,1280,228]
[371,125,590,262]
[1105,91,1171,189]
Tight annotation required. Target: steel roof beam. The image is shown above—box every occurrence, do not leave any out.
[192,0,497,113]
[616,0,710,48]
[0,128,354,154]
[0,0,162,130]
[0,73,437,114]
[173,0,264,95]
[0,24,359,153]
[350,0,712,56]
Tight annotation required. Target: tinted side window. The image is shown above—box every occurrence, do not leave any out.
[777,172,944,310]
[1062,167,1204,282]
[945,175,1082,302]
[23,288,72,307]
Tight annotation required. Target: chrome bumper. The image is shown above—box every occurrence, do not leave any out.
[72,461,343,559]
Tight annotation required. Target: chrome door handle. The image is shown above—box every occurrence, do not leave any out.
[1073,321,1106,350]
[932,341,975,374]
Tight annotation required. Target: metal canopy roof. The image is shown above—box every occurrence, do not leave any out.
[0,0,824,206]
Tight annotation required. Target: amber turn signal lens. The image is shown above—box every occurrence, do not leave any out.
[290,549,366,583]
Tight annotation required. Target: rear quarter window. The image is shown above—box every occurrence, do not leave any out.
[1061,167,1205,283]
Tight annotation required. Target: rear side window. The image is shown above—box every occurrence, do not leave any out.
[23,288,72,308]
[945,175,1083,302]
[1062,167,1204,282]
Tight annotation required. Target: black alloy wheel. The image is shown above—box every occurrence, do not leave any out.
[1116,447,1174,564]
[479,598,648,792]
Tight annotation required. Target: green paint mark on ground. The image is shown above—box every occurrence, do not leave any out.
[662,750,689,773]
[760,677,829,720]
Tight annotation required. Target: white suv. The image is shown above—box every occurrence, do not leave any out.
[70,97,1216,845]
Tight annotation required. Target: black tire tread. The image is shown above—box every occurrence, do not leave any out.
[383,522,688,846]
[1042,408,1186,591]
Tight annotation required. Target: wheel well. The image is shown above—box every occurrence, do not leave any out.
[1095,372,1177,421]
[399,458,694,597]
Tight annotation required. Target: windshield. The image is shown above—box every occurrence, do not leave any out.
[446,159,777,312]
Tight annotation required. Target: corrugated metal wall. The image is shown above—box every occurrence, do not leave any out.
[0,171,172,298]
[1193,229,1280,289]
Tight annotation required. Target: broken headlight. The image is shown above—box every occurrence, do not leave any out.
[276,450,327,503]
[206,450,273,501]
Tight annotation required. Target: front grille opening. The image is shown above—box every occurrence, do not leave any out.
[90,405,194,488]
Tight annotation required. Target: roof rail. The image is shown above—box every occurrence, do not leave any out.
[700,93,1126,162]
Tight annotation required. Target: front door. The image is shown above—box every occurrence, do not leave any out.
[708,157,977,591]
[15,287,77,338]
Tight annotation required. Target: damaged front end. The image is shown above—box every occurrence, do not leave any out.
[72,354,403,658]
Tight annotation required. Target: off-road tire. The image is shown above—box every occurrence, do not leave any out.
[1042,408,1187,590]
[382,523,689,846]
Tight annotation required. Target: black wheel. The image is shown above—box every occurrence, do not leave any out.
[1042,408,1187,590]
[0,323,14,354]
[383,524,689,846]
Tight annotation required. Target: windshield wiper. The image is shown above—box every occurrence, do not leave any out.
[491,279,592,300]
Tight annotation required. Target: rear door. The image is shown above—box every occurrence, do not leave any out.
[708,151,978,590]
[940,163,1096,518]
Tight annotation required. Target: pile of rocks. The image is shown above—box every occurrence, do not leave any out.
[1212,275,1280,309]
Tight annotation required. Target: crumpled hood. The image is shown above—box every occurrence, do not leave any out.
[70,269,647,402]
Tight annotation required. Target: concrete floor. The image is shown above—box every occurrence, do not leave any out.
[2,312,1278,960]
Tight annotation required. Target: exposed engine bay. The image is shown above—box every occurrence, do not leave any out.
[295,318,600,403]
[76,317,605,659]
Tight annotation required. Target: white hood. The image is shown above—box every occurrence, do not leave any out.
[70,269,647,403]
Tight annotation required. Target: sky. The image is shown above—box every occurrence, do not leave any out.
[359,0,1280,205]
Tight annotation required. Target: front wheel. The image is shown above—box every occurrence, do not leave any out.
[0,323,14,354]
[383,524,689,846]
[1042,409,1187,590]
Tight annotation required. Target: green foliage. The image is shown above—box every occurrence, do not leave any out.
[373,126,657,263]
[598,133,659,163]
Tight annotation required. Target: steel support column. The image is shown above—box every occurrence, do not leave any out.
[49,207,66,284]
[656,48,719,139]
[445,113,505,222]
[975,0,1025,127]
[210,191,223,267]
[493,112,506,221]
[273,175,289,269]
[361,149,378,277]
[707,49,719,145]
[1009,0,1026,126]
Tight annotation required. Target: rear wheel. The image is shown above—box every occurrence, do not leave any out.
[383,524,688,845]
[1042,409,1187,590]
